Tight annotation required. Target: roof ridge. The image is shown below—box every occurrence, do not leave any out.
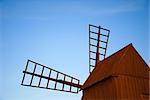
[102,43,133,62]
[111,43,132,74]
[82,43,133,89]
[91,43,132,74]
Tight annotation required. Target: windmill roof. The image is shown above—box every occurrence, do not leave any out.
[82,43,149,89]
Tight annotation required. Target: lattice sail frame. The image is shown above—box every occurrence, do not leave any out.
[89,24,110,73]
[21,60,81,93]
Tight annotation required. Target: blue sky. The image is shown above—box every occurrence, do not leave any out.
[0,0,149,100]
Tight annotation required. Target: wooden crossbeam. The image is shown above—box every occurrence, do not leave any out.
[23,71,82,89]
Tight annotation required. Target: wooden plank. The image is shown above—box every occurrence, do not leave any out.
[46,69,51,88]
[21,60,29,85]
[54,73,59,89]
[30,64,37,85]
[23,71,82,88]
[21,84,78,93]
[38,66,44,86]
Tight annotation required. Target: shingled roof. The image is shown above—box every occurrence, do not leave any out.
[82,43,149,89]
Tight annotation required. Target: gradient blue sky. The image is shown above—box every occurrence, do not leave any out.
[1,0,149,100]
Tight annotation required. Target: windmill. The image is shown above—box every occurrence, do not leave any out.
[21,24,110,95]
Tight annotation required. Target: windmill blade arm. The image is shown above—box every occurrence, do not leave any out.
[22,71,82,88]
[89,24,110,73]
[21,60,82,93]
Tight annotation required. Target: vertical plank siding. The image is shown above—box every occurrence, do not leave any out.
[115,75,149,99]
[82,77,117,100]
[82,75,149,100]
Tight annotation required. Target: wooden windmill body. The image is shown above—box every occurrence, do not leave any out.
[21,24,149,100]
[82,43,149,100]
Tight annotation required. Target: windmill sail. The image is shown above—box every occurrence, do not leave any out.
[21,60,82,93]
[89,24,110,73]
